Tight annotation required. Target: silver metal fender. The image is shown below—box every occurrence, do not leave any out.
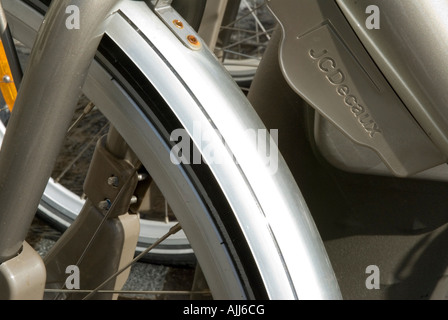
[99,0,341,300]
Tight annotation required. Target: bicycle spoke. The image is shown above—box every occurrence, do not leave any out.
[6,0,296,301]
[76,170,140,268]
[219,25,266,34]
[51,164,139,300]
[219,28,273,51]
[241,0,270,41]
[221,2,267,29]
[67,102,96,135]
[54,122,109,184]
[217,0,274,71]
[220,49,261,60]
[45,289,211,296]
[164,199,169,223]
[82,223,182,300]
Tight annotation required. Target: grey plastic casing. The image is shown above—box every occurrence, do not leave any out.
[267,0,447,177]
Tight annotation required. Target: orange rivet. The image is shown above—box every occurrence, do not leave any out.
[187,35,200,46]
[173,19,183,29]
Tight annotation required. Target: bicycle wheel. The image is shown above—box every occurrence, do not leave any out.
[1,0,272,266]
[214,0,276,90]
[3,0,340,299]
[1,0,211,266]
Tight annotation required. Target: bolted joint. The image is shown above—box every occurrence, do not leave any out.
[98,199,112,211]
[83,136,139,218]
[107,176,119,188]
[129,170,152,214]
[152,0,202,51]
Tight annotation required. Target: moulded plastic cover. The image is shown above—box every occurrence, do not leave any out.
[267,0,446,177]
[0,242,45,299]
[337,0,448,163]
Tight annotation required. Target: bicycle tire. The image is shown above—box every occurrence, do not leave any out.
[3,0,340,299]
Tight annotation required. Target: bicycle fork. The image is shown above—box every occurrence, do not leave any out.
[44,127,143,300]
[0,0,141,299]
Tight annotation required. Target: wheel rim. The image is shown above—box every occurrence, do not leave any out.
[216,0,276,90]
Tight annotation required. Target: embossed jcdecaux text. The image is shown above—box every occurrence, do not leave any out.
[309,49,382,138]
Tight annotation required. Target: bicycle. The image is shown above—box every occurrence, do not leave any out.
[0,0,276,268]
[3,0,447,301]
[0,0,339,299]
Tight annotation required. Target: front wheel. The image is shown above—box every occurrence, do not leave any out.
[5,0,340,299]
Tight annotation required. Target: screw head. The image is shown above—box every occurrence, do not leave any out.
[98,199,112,211]
[130,195,138,205]
[187,35,200,47]
[138,173,149,181]
[173,19,184,29]
[107,176,119,188]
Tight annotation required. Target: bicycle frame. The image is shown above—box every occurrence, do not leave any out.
[0,0,121,299]
[0,0,344,300]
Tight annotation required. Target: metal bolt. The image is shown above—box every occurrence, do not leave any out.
[107,176,119,188]
[2,75,11,83]
[98,199,112,211]
[187,35,200,46]
[130,195,138,205]
[138,173,149,181]
[173,19,183,29]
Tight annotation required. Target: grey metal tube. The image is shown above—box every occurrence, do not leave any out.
[106,126,132,160]
[0,0,119,263]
